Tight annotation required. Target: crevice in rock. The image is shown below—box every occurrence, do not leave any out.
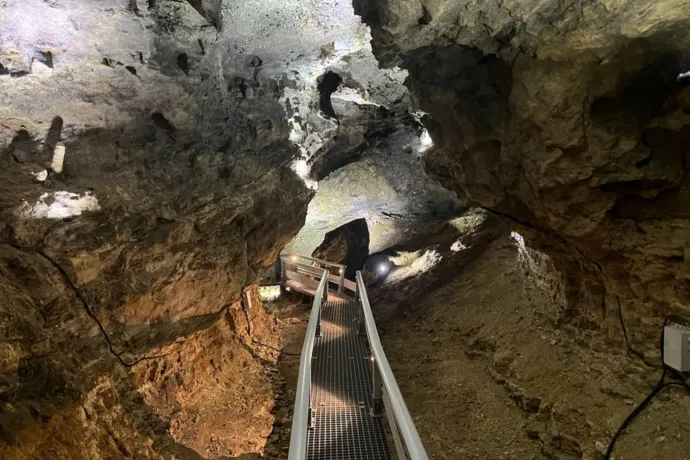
[102,57,122,68]
[37,51,54,69]
[590,51,686,126]
[176,53,189,75]
[10,70,30,78]
[125,66,137,75]
[418,5,431,25]
[6,129,39,162]
[150,112,176,133]
[317,71,342,119]
[185,0,223,30]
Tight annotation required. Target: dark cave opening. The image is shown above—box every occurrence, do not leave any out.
[317,70,343,119]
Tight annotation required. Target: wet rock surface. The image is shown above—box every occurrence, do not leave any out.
[356,0,690,354]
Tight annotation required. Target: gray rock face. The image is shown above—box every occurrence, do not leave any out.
[288,131,463,255]
[312,218,370,279]
[356,0,690,349]
[282,47,463,256]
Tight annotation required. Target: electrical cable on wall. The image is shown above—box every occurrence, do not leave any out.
[241,294,301,357]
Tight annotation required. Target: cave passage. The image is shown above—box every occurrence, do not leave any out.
[2,1,690,460]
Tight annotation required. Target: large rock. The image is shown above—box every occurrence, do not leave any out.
[312,218,370,278]
[356,0,690,353]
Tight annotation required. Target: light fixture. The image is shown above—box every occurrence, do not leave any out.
[292,255,299,262]
[378,263,388,274]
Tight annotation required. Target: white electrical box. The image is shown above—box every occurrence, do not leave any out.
[663,324,690,372]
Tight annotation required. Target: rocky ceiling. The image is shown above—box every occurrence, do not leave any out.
[355,0,690,352]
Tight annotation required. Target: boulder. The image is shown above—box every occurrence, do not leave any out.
[312,218,370,279]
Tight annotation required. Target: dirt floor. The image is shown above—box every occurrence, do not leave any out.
[375,235,690,460]
[248,228,690,460]
[257,292,311,460]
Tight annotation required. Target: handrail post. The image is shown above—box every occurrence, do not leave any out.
[279,257,287,295]
[355,282,365,336]
[358,300,365,337]
[316,303,322,337]
[371,357,383,416]
[308,393,314,429]
[338,267,345,293]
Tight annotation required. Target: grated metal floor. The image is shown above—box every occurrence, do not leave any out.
[307,301,392,460]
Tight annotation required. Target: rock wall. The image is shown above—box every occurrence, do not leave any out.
[355,0,690,354]
[0,1,309,458]
[377,234,690,459]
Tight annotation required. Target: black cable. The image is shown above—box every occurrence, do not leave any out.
[252,340,301,357]
[616,295,658,368]
[241,303,301,357]
[604,377,690,459]
[37,249,149,367]
[604,315,690,459]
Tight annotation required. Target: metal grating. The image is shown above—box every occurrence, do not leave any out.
[307,301,392,460]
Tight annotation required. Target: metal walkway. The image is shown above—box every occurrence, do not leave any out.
[308,301,391,460]
[268,253,428,460]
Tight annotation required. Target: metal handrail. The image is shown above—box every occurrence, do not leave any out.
[281,253,346,269]
[287,268,329,460]
[356,271,429,460]
[288,262,327,278]
[281,253,346,293]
